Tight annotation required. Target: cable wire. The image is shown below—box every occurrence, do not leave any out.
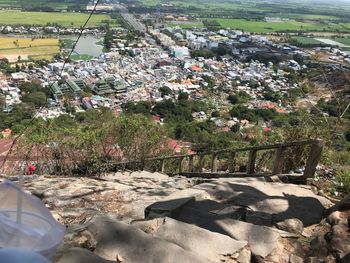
[60,0,101,77]
[0,0,102,174]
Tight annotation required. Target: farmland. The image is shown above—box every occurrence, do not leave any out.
[205,19,350,33]
[0,0,89,11]
[332,37,350,46]
[0,37,59,62]
[137,0,350,33]
[169,22,204,29]
[137,0,350,15]
[291,37,326,46]
[139,0,263,11]
[0,11,113,27]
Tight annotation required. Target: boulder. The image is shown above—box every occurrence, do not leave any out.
[236,247,251,263]
[306,257,322,263]
[325,196,350,216]
[327,211,342,226]
[310,234,329,258]
[131,218,165,233]
[289,254,303,263]
[275,218,304,235]
[330,221,350,261]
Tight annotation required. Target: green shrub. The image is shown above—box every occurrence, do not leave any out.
[322,149,350,167]
[335,169,350,194]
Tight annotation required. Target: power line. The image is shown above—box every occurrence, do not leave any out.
[0,0,102,174]
[60,0,101,77]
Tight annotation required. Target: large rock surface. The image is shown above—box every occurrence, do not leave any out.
[134,217,248,263]
[19,172,195,224]
[276,218,304,235]
[174,206,297,258]
[145,177,332,258]
[62,215,213,263]
[2,173,336,262]
[193,177,332,226]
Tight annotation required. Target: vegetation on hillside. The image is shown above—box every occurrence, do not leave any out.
[20,111,168,176]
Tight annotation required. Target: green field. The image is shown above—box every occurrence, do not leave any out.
[0,0,88,11]
[137,0,350,23]
[168,22,204,29]
[206,18,350,33]
[275,14,338,20]
[0,11,113,27]
[332,37,350,46]
[291,37,326,45]
[139,0,267,12]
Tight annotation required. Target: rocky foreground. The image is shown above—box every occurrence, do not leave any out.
[11,172,350,263]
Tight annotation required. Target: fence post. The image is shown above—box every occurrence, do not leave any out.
[160,159,165,173]
[198,155,205,172]
[179,157,185,174]
[228,151,236,173]
[141,159,145,171]
[247,149,257,174]
[303,140,324,179]
[211,153,218,173]
[188,156,194,173]
[272,146,286,175]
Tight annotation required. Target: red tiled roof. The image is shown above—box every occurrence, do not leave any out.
[167,139,195,155]
[152,115,161,122]
[168,139,181,153]
[261,104,275,109]
[191,65,202,72]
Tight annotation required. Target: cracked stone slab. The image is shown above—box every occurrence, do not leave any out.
[155,217,248,263]
[175,206,297,258]
[80,215,214,263]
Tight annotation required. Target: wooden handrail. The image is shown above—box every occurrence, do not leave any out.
[139,139,317,162]
[112,139,323,180]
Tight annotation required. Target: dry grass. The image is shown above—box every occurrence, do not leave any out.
[0,37,59,61]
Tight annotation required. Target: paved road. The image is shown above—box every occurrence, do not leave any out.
[116,4,147,33]
[115,4,162,49]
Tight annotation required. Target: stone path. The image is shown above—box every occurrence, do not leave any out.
[20,171,195,224]
[1,172,342,262]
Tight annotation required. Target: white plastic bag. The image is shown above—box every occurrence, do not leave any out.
[0,181,65,259]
